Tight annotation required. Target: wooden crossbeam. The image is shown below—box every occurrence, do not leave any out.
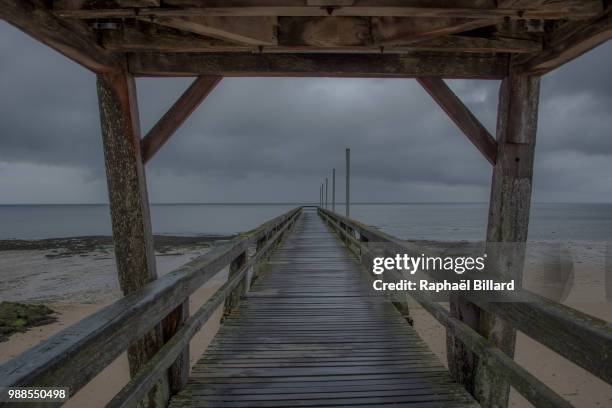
[103,21,540,54]
[515,10,612,74]
[0,0,119,73]
[128,52,509,79]
[141,76,222,163]
[54,0,604,20]
[417,77,497,165]
[151,16,278,46]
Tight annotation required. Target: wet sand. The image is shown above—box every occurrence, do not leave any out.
[1,239,611,407]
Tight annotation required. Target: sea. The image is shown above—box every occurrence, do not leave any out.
[0,203,610,242]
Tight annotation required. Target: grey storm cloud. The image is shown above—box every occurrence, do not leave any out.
[0,20,611,203]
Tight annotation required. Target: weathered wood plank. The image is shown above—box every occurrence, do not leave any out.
[54,0,604,20]
[128,51,509,78]
[141,75,222,163]
[103,22,541,53]
[417,77,497,165]
[152,16,278,46]
[169,209,478,408]
[0,0,119,73]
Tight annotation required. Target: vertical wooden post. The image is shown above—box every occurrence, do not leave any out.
[332,168,336,212]
[346,148,351,218]
[97,70,170,406]
[97,70,190,403]
[447,73,540,407]
[224,251,248,317]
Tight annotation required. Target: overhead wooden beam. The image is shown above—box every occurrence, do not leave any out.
[104,20,541,53]
[128,52,509,79]
[417,77,497,165]
[515,10,612,74]
[151,16,278,46]
[0,0,119,73]
[141,76,222,163]
[54,0,604,20]
[118,0,159,6]
[104,29,541,54]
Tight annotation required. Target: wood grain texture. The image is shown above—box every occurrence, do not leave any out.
[97,71,172,407]
[128,51,509,78]
[169,209,478,408]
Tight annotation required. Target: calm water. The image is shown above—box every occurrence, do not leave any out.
[0,203,610,242]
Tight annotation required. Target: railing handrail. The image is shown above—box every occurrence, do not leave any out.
[0,207,302,404]
[318,207,612,407]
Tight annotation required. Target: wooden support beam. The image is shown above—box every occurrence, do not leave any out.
[515,10,612,74]
[417,77,497,165]
[141,76,222,163]
[151,16,278,46]
[96,70,184,405]
[0,0,119,73]
[447,74,540,407]
[128,52,509,78]
[55,0,604,20]
[103,22,541,53]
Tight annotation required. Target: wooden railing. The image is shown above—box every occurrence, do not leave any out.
[318,207,612,408]
[0,207,301,407]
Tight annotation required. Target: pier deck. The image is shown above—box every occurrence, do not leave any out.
[169,208,477,407]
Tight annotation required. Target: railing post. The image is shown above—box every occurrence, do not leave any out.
[224,250,248,318]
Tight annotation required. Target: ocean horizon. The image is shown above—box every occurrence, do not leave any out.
[1,202,610,242]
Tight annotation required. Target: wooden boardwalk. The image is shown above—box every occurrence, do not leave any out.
[170,208,478,407]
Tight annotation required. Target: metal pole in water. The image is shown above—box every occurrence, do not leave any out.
[325,178,328,209]
[332,168,336,212]
[346,148,350,218]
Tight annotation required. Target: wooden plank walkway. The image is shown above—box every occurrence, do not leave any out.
[169,208,478,407]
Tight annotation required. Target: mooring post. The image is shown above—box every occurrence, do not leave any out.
[332,168,336,212]
[447,74,541,408]
[96,71,173,406]
[346,148,351,218]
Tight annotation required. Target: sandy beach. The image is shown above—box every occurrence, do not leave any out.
[1,238,611,407]
[0,237,228,407]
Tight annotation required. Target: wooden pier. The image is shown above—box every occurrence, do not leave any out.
[169,208,477,408]
[2,2,612,407]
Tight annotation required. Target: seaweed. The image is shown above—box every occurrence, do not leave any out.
[0,301,57,342]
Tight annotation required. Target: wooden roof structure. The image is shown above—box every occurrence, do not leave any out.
[2,1,612,78]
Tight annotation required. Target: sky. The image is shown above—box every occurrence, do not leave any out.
[0,21,611,204]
